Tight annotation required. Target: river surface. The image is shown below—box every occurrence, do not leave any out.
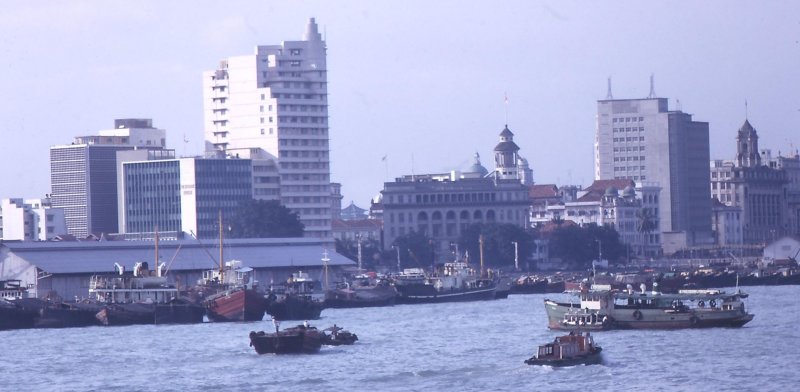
[1,285,798,391]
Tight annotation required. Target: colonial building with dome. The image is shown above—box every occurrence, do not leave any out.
[379,125,532,260]
[710,119,798,244]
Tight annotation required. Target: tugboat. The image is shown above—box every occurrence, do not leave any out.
[525,332,603,367]
[0,280,38,330]
[266,271,325,321]
[249,318,323,354]
[321,325,358,346]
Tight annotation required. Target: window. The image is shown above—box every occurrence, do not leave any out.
[260,129,265,135]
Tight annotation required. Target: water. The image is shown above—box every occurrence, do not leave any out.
[1,285,798,392]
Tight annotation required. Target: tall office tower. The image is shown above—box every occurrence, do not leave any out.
[121,157,252,239]
[202,18,331,239]
[595,94,712,247]
[50,119,166,238]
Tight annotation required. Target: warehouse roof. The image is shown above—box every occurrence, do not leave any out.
[1,238,354,274]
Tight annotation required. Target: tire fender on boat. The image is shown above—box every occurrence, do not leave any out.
[709,300,716,308]
[633,310,643,321]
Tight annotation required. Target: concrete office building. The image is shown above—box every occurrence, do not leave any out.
[202,18,331,239]
[0,198,66,241]
[50,119,166,238]
[595,84,712,248]
[120,157,252,239]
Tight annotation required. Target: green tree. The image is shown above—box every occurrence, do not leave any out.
[392,230,434,269]
[544,223,626,269]
[335,237,382,269]
[457,223,533,269]
[228,199,304,238]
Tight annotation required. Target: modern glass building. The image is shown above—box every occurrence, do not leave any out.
[122,157,253,239]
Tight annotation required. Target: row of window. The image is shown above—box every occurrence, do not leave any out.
[614,156,646,162]
[614,146,646,152]
[280,173,330,182]
[279,150,329,158]
[613,127,645,133]
[614,175,647,181]
[613,136,645,142]
[613,117,645,123]
[279,162,329,170]
[279,139,329,147]
[614,166,647,171]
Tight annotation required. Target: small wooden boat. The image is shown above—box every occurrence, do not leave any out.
[321,325,358,346]
[249,319,323,354]
[525,332,603,367]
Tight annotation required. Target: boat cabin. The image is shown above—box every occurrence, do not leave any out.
[538,332,596,360]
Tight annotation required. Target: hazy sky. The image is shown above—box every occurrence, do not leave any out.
[1,1,798,207]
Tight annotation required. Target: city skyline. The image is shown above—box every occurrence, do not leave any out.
[1,1,798,207]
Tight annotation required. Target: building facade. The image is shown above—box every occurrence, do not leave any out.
[595,94,711,247]
[0,198,66,241]
[710,120,791,244]
[50,119,166,238]
[202,18,331,239]
[121,157,252,239]
[381,125,532,259]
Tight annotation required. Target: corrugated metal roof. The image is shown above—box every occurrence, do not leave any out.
[2,238,354,274]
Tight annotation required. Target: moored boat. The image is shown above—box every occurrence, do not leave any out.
[200,261,267,322]
[325,273,396,309]
[544,283,754,330]
[266,271,325,321]
[90,261,205,326]
[525,332,603,367]
[393,263,497,304]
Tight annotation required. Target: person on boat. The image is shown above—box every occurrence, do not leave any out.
[304,320,309,328]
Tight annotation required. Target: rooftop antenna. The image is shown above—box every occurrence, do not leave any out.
[745,99,749,120]
[647,74,657,98]
[411,153,415,181]
[606,77,613,99]
[504,92,510,125]
[182,134,189,158]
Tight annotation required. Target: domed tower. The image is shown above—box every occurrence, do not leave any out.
[494,125,521,180]
[467,152,490,177]
[736,119,761,168]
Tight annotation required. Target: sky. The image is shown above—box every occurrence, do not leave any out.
[1,1,799,208]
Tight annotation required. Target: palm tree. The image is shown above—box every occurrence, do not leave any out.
[636,208,657,257]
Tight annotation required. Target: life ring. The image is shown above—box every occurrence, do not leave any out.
[698,300,704,308]
[633,310,643,321]
[709,300,716,308]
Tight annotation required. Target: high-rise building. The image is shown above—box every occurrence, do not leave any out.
[595,90,712,248]
[202,18,331,239]
[50,119,166,238]
[121,157,253,239]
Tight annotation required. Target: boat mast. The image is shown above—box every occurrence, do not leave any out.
[218,210,224,276]
[479,235,485,278]
[155,224,160,278]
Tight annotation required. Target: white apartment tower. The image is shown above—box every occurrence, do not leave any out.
[595,86,712,248]
[203,18,331,238]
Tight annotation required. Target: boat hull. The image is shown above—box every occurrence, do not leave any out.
[249,327,323,354]
[205,288,267,322]
[154,301,205,324]
[96,303,156,326]
[525,347,603,367]
[544,299,754,330]
[266,296,323,321]
[0,303,37,330]
[395,285,497,304]
[324,287,397,309]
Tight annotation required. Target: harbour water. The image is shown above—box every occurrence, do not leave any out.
[1,285,798,391]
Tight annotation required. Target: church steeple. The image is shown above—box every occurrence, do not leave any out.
[736,119,761,167]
